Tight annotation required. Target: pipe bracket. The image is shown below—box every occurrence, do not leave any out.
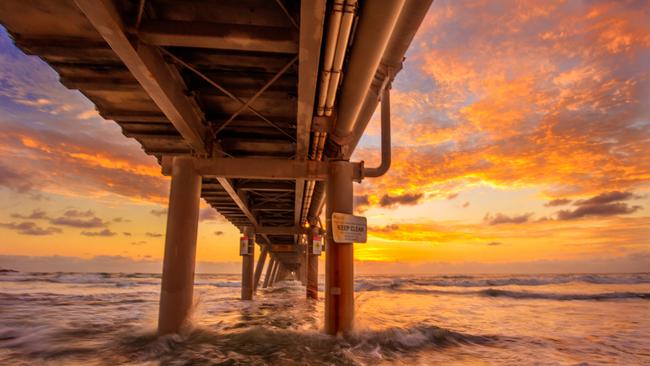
[311,115,334,133]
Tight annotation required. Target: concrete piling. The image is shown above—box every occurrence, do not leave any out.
[241,227,255,300]
[324,160,354,335]
[307,227,319,299]
[158,156,201,335]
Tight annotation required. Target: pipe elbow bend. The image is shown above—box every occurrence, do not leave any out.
[363,87,392,178]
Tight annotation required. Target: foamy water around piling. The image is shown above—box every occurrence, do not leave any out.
[1,271,649,365]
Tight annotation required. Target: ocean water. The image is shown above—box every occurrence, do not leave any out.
[0,271,649,365]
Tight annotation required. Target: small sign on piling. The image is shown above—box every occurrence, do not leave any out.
[240,235,249,255]
[331,212,367,243]
[313,234,323,255]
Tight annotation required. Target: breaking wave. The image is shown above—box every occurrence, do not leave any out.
[355,273,650,290]
[354,274,650,301]
[0,321,501,366]
[478,288,650,300]
[356,284,650,301]
[0,276,503,365]
[1,272,648,364]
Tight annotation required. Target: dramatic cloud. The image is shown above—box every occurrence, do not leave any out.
[0,222,62,236]
[557,203,641,220]
[353,192,424,211]
[379,193,423,208]
[150,208,168,217]
[487,242,502,246]
[43,209,114,229]
[0,29,169,203]
[80,229,116,237]
[353,0,650,203]
[0,163,33,193]
[145,232,163,238]
[10,208,116,229]
[575,191,639,206]
[354,195,370,213]
[62,209,94,218]
[49,213,106,229]
[484,213,533,225]
[556,190,643,220]
[0,120,169,203]
[11,209,48,220]
[354,195,370,207]
[123,232,132,236]
[545,199,572,207]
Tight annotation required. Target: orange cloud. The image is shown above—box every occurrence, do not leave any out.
[0,123,168,202]
[354,0,650,204]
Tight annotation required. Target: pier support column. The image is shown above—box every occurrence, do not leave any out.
[268,257,279,287]
[302,247,308,285]
[269,259,277,286]
[325,161,354,335]
[158,156,201,335]
[275,265,283,283]
[241,227,255,300]
[262,256,275,288]
[276,264,285,283]
[253,245,268,291]
[298,244,306,285]
[307,227,319,299]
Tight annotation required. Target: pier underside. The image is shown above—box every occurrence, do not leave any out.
[0,0,431,335]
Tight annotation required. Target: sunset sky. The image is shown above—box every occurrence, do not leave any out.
[1,0,649,273]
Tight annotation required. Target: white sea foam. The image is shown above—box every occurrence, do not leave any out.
[0,272,648,365]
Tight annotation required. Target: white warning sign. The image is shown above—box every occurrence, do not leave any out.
[312,234,323,255]
[331,212,367,243]
[240,235,250,255]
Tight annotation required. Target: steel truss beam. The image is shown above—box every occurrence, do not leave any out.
[195,158,357,181]
[164,157,363,181]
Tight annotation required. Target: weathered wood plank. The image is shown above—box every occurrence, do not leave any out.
[140,20,298,54]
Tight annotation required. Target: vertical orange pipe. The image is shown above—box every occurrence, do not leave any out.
[324,161,354,335]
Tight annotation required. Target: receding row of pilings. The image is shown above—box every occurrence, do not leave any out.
[157,156,347,336]
[238,227,321,301]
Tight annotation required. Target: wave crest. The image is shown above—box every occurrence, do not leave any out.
[480,288,650,301]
